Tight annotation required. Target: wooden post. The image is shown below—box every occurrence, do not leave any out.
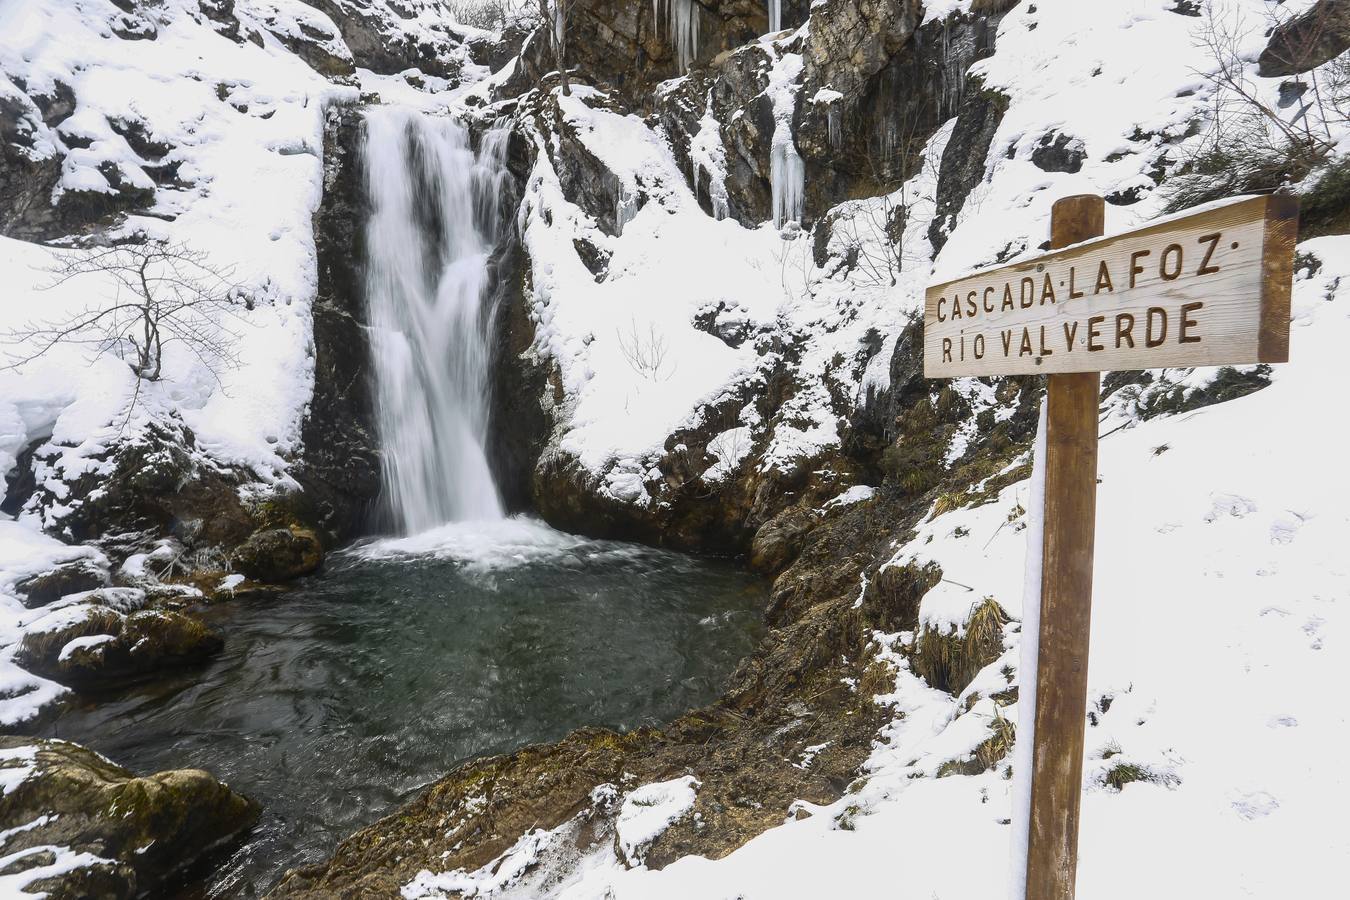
[1024,194,1104,900]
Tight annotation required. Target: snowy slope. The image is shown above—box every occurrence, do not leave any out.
[396,0,1350,896]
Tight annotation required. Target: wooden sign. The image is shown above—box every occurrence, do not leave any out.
[919,193,1299,900]
[923,195,1298,378]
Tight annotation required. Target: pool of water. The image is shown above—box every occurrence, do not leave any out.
[41,519,766,897]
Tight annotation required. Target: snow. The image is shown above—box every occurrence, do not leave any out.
[1008,403,1046,900]
[0,0,355,513]
[389,2,1350,895]
[822,485,874,510]
[615,776,700,866]
[57,633,116,663]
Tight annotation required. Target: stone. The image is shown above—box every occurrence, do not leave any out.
[15,606,223,687]
[0,737,260,900]
[15,560,107,609]
[231,527,324,582]
[749,506,817,574]
[1258,0,1350,77]
[1030,130,1087,174]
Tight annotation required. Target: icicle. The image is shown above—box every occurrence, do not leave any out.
[767,54,805,228]
[689,91,731,221]
[828,105,840,149]
[768,0,781,32]
[770,141,804,228]
[653,0,700,74]
[615,181,638,235]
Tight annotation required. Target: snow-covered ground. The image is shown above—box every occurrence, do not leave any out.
[2,0,1347,894]
[398,229,1350,900]
[396,1,1350,896]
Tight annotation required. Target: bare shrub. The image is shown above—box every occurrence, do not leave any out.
[616,318,675,382]
[1165,1,1348,212]
[3,239,245,403]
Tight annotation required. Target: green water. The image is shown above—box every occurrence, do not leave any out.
[45,519,766,897]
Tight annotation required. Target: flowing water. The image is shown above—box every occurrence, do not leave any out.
[362,108,510,531]
[42,108,768,898]
[47,520,766,896]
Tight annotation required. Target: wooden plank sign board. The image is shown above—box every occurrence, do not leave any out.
[920,193,1298,900]
[923,195,1298,378]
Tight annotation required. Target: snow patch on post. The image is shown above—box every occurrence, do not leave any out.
[1008,401,1047,900]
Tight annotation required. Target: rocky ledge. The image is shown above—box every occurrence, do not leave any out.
[0,736,260,899]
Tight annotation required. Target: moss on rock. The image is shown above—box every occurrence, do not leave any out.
[0,737,260,899]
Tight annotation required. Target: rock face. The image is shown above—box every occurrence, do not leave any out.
[0,737,260,900]
[292,104,384,542]
[231,526,324,582]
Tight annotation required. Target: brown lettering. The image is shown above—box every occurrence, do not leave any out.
[1145,307,1167,347]
[1063,321,1079,350]
[1001,330,1013,356]
[1114,312,1135,349]
[1002,283,1015,311]
[1069,266,1084,299]
[1196,233,1221,275]
[1180,301,1203,343]
[942,337,952,362]
[1159,243,1183,281]
[974,333,985,359]
[951,295,963,320]
[1019,327,1033,357]
[937,297,946,322]
[1094,260,1113,294]
[1087,315,1105,351]
[1038,325,1053,356]
[1040,273,1057,305]
[966,290,978,318]
[1020,277,1036,309]
[983,286,996,313]
[1129,249,1150,288]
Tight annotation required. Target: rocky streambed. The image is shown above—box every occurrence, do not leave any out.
[5,519,766,897]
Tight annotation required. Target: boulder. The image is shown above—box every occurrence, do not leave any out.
[1258,0,1350,77]
[15,560,108,609]
[0,737,259,900]
[231,526,324,582]
[749,506,817,574]
[15,605,223,687]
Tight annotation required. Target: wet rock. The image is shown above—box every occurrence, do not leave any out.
[15,560,108,609]
[487,237,558,512]
[231,527,323,582]
[927,81,1009,255]
[15,605,222,687]
[0,90,62,241]
[23,417,255,551]
[292,104,383,541]
[305,0,485,81]
[749,506,817,574]
[0,736,259,900]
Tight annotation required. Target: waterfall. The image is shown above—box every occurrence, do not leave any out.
[361,107,510,532]
[768,0,781,33]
